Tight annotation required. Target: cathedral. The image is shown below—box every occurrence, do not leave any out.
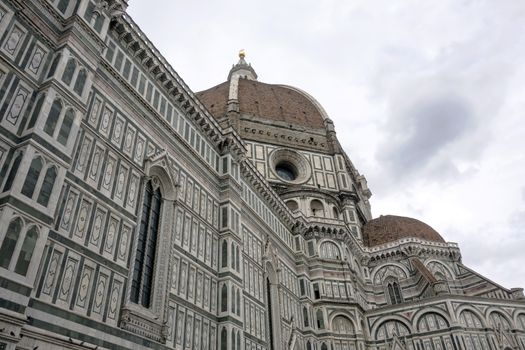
[0,1,524,349]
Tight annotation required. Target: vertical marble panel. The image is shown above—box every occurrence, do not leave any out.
[3,84,30,128]
[73,198,92,241]
[75,260,95,312]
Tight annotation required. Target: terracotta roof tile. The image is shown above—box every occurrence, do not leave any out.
[196,78,325,129]
[362,215,445,247]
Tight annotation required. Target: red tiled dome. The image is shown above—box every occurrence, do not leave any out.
[362,215,445,247]
[196,78,326,129]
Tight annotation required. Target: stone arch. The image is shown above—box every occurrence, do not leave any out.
[329,313,356,334]
[372,263,409,285]
[486,308,513,330]
[412,307,451,330]
[513,310,525,330]
[372,316,412,341]
[146,164,177,201]
[319,239,341,260]
[456,306,486,328]
[424,259,454,280]
[415,311,450,333]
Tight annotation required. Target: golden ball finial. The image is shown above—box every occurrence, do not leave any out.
[239,49,246,59]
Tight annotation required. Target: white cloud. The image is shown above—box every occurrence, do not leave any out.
[128,0,525,288]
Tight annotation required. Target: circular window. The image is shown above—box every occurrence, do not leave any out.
[276,162,297,181]
[269,149,312,184]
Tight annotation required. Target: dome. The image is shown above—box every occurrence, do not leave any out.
[196,79,326,129]
[362,215,446,247]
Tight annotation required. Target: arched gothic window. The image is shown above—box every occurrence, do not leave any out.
[21,157,43,198]
[303,307,309,327]
[231,286,236,313]
[62,58,77,85]
[0,218,23,268]
[220,327,227,350]
[73,69,87,95]
[221,284,228,312]
[14,226,38,275]
[320,241,341,260]
[47,54,61,79]
[321,343,328,350]
[221,241,228,268]
[130,180,161,307]
[306,341,312,350]
[57,108,75,145]
[36,166,56,206]
[236,289,240,315]
[235,246,240,271]
[27,94,45,130]
[231,241,235,269]
[44,99,62,136]
[3,152,22,192]
[385,278,403,305]
[316,309,325,329]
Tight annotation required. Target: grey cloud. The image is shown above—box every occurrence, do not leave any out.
[377,93,474,180]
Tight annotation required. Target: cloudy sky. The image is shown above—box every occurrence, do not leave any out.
[128,1,525,289]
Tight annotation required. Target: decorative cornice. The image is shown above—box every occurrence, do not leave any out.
[111,14,235,151]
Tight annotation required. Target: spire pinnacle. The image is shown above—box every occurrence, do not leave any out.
[228,49,257,81]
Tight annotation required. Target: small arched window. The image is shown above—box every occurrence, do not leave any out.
[21,157,43,198]
[221,284,228,312]
[3,152,22,192]
[0,218,23,268]
[14,226,38,275]
[332,206,339,219]
[306,341,312,350]
[62,58,77,85]
[130,180,162,307]
[310,199,324,217]
[73,69,87,95]
[44,99,62,136]
[57,108,75,145]
[303,307,309,327]
[221,241,228,268]
[321,343,328,350]
[385,278,403,305]
[37,166,57,206]
[316,309,325,329]
[286,200,298,212]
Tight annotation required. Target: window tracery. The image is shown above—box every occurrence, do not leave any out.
[130,179,162,307]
